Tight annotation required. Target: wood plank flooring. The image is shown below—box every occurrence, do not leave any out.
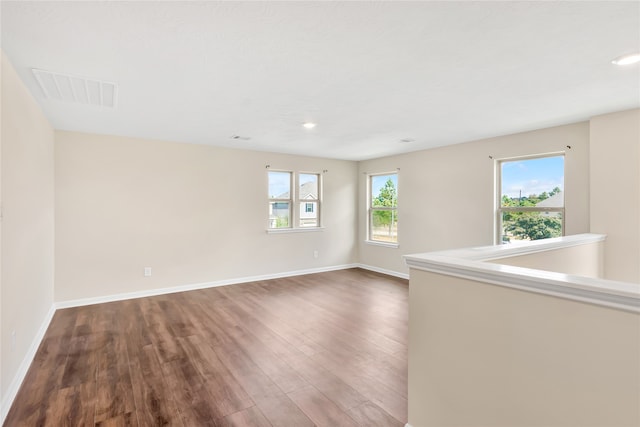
[4,268,408,427]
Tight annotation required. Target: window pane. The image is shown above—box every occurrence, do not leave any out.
[501,156,564,207]
[371,209,398,243]
[269,201,290,228]
[299,173,318,200]
[501,211,562,243]
[269,171,291,199]
[300,202,318,227]
[371,174,398,208]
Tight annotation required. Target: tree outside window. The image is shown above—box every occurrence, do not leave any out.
[369,173,398,243]
[498,155,564,243]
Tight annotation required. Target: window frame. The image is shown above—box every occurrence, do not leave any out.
[267,170,322,232]
[296,172,321,228]
[268,170,293,230]
[495,153,565,244]
[367,171,399,246]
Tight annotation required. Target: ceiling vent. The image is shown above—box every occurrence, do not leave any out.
[32,69,117,108]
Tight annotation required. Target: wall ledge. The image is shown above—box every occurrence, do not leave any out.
[404,234,640,313]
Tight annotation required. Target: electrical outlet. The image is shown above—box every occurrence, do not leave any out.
[11,330,16,351]
[313,250,319,259]
[144,267,152,277]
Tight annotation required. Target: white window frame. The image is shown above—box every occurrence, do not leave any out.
[296,172,321,228]
[267,170,323,233]
[496,153,565,244]
[268,170,293,230]
[367,171,398,247]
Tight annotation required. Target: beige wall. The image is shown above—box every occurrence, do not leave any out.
[359,122,591,275]
[590,109,640,283]
[490,241,604,278]
[408,269,640,427]
[1,53,55,402]
[54,131,358,301]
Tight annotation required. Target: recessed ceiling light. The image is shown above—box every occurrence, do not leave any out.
[303,122,316,129]
[230,135,251,141]
[612,53,640,66]
[399,138,415,144]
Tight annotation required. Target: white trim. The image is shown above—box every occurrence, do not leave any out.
[266,226,325,234]
[55,263,358,309]
[365,240,399,249]
[357,263,409,280]
[404,234,640,313]
[405,424,413,427]
[1,304,56,424]
[436,233,606,262]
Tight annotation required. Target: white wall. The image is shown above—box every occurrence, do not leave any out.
[1,53,55,411]
[358,122,591,275]
[408,268,640,427]
[490,241,604,278]
[54,131,358,302]
[590,109,640,283]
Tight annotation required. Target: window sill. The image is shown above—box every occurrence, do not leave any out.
[267,227,325,234]
[365,240,399,249]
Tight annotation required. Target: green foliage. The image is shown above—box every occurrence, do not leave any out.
[372,179,398,228]
[372,209,396,227]
[504,212,562,241]
[501,186,563,242]
[275,216,289,228]
[501,187,561,208]
[373,179,397,208]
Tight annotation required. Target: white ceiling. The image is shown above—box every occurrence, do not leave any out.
[2,1,639,161]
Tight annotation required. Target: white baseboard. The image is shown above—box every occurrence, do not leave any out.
[405,424,413,427]
[1,304,56,424]
[55,263,360,309]
[357,263,409,280]
[2,262,401,424]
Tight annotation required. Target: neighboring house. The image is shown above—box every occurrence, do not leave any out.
[536,191,563,217]
[270,180,319,227]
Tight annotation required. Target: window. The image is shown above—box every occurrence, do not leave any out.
[368,172,398,244]
[268,171,321,230]
[268,171,292,229]
[497,154,565,243]
[298,173,320,227]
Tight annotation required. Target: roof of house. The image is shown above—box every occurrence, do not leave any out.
[536,191,564,208]
[278,181,318,199]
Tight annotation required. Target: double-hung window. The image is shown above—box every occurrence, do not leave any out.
[368,172,398,244]
[497,154,565,243]
[268,171,321,230]
[268,171,292,229]
[298,173,320,227]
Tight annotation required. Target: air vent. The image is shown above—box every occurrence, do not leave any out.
[32,69,117,108]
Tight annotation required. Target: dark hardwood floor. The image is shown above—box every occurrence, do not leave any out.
[4,268,408,427]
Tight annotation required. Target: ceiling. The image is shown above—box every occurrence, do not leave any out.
[2,1,639,161]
